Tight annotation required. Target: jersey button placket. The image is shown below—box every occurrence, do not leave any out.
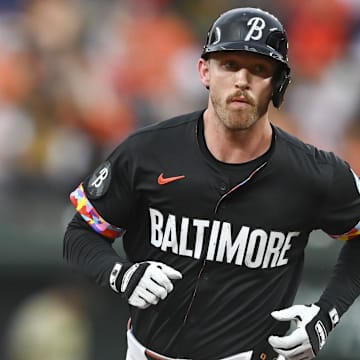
[219,182,227,193]
[215,181,229,213]
[202,272,209,281]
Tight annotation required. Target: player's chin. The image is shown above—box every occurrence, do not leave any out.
[226,113,257,131]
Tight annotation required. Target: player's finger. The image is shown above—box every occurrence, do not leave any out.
[268,328,307,349]
[141,277,168,300]
[136,286,160,306]
[147,266,176,293]
[128,289,151,309]
[156,263,183,280]
[271,305,303,321]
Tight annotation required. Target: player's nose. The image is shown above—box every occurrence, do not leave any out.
[234,68,251,89]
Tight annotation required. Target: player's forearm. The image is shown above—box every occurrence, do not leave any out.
[63,213,125,287]
[317,238,360,316]
[64,214,183,309]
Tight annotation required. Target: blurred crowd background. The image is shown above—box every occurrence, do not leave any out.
[1,0,360,359]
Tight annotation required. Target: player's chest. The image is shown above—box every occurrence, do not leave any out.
[134,160,315,230]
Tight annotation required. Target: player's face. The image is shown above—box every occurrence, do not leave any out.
[198,51,276,131]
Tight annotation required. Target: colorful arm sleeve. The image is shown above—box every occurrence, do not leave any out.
[70,183,126,240]
[329,221,360,241]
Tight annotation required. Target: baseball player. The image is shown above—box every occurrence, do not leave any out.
[63,7,360,360]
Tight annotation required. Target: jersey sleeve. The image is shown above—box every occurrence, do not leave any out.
[70,140,136,241]
[319,156,360,240]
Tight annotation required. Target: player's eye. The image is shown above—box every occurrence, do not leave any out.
[250,63,274,78]
[222,60,239,71]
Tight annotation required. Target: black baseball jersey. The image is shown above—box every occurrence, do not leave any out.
[64,110,360,359]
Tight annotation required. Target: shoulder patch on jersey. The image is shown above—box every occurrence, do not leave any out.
[351,169,360,195]
[86,161,112,199]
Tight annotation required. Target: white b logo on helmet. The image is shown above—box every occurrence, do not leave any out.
[245,17,266,41]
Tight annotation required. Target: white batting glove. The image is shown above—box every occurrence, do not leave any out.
[268,304,339,360]
[110,261,182,309]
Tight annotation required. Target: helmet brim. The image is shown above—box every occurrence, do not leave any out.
[202,41,288,66]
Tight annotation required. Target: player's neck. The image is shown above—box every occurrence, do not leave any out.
[203,109,273,164]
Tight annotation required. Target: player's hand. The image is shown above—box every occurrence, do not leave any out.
[268,304,339,360]
[119,261,182,309]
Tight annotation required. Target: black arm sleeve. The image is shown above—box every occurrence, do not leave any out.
[63,212,131,288]
[317,238,360,317]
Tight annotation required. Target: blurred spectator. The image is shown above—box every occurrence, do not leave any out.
[90,0,205,126]
[285,55,360,153]
[0,104,35,183]
[342,115,360,175]
[281,0,360,155]
[285,0,353,80]
[0,13,36,184]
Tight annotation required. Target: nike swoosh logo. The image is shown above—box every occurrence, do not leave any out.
[158,173,185,185]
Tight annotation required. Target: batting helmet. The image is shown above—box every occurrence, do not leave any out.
[202,8,291,108]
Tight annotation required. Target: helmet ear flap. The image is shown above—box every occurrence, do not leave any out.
[272,67,291,108]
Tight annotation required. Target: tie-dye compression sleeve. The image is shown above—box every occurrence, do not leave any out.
[330,221,360,241]
[70,183,125,240]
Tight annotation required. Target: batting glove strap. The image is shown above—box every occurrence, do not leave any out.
[119,262,150,299]
[108,261,139,294]
[305,305,339,354]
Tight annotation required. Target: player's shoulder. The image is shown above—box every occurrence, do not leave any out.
[128,110,202,141]
[274,125,341,168]
[107,110,202,163]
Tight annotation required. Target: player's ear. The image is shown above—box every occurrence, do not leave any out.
[198,58,210,89]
